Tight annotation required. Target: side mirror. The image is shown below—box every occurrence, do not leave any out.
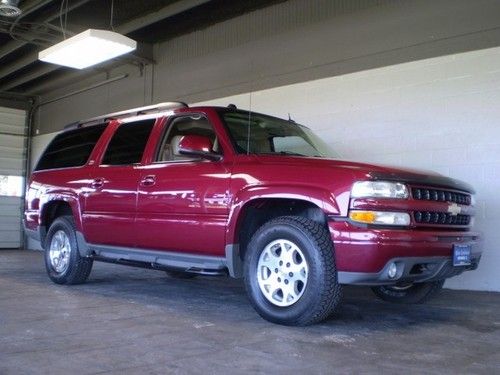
[176,135,221,161]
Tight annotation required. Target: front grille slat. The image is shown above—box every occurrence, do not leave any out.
[412,187,471,205]
[414,211,470,226]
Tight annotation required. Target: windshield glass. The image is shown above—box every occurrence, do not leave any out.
[219,110,340,158]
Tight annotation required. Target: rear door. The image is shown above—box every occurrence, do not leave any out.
[83,118,155,247]
[135,113,231,256]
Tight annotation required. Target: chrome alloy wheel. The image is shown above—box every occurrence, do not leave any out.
[49,230,71,273]
[257,239,309,307]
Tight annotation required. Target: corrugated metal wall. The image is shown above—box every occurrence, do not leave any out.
[0,106,26,249]
[158,0,402,64]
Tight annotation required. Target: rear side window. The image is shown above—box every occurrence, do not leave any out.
[35,125,106,171]
[101,119,155,165]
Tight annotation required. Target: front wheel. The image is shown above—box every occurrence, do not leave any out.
[371,280,445,304]
[244,216,342,326]
[44,216,93,285]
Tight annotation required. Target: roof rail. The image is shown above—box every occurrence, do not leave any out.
[64,102,188,130]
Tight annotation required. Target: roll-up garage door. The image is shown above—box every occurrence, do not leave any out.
[0,106,26,249]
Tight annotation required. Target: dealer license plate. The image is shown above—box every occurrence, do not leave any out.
[453,244,472,266]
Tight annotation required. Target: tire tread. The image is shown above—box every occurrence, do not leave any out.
[371,279,445,304]
[245,216,342,326]
[45,215,93,285]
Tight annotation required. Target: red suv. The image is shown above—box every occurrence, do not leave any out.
[25,102,482,325]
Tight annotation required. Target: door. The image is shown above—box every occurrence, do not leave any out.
[0,106,26,249]
[136,114,231,256]
[83,118,155,247]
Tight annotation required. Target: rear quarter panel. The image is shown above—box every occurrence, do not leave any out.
[25,167,92,233]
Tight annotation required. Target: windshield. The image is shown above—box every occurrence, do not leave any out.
[219,110,339,158]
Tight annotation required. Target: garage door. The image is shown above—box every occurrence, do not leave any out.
[0,106,26,249]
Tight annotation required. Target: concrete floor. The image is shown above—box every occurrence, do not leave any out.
[1,250,499,375]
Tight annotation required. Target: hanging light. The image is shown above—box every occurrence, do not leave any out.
[38,29,137,69]
[0,0,22,17]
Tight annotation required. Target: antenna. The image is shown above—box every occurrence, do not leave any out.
[246,91,252,155]
[246,60,254,155]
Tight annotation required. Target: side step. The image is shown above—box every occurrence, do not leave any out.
[89,244,228,276]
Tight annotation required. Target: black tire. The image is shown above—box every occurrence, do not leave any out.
[165,270,197,279]
[44,215,93,285]
[371,280,445,304]
[244,216,342,326]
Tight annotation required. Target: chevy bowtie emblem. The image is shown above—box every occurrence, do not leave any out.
[447,203,461,216]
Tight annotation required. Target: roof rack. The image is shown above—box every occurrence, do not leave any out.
[64,102,188,130]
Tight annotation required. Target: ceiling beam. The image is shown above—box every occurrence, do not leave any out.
[0,90,34,109]
[0,90,34,100]
[0,51,39,80]
[0,40,25,61]
[0,0,92,62]
[0,0,212,92]
[11,0,55,23]
[0,64,60,91]
[116,0,212,34]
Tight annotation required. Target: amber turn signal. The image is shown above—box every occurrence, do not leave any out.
[349,210,411,226]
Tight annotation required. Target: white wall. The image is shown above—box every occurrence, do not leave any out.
[31,47,500,291]
[197,47,500,292]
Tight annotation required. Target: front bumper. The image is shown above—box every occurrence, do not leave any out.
[337,255,481,285]
[329,220,483,285]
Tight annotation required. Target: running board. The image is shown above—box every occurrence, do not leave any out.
[89,244,228,276]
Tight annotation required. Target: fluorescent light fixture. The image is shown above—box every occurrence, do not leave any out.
[39,29,137,69]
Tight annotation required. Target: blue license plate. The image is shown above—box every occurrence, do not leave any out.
[453,244,472,266]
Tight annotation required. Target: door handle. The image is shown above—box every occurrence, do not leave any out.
[90,178,104,189]
[140,175,156,187]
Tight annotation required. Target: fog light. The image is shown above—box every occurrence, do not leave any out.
[388,262,398,279]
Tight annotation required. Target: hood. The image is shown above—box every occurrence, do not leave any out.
[252,155,475,194]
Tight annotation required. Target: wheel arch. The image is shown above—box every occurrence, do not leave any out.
[39,195,83,245]
[225,186,339,277]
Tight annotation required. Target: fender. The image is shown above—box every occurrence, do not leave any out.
[225,184,341,245]
[39,191,90,256]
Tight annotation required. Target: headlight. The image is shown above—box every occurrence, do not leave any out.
[351,181,409,199]
[349,210,411,226]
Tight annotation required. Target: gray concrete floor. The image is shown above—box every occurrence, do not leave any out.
[1,250,499,375]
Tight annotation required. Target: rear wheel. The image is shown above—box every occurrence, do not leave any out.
[244,216,342,326]
[371,280,445,304]
[44,216,93,285]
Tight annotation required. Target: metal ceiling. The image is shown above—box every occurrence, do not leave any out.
[0,0,283,99]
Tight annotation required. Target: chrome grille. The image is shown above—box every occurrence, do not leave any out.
[414,211,471,225]
[412,187,470,205]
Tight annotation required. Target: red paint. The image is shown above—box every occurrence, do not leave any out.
[177,134,213,153]
[25,106,483,274]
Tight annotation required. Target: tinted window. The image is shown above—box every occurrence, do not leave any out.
[101,119,155,165]
[219,110,339,158]
[35,125,106,171]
